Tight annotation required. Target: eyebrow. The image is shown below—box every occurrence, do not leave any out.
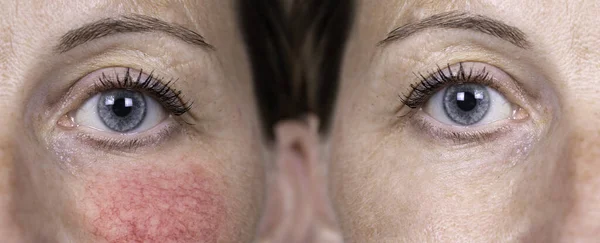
[379,11,531,48]
[56,14,214,53]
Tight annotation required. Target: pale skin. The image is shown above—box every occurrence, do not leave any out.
[328,0,600,242]
[0,1,266,242]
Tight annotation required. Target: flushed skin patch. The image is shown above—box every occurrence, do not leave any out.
[81,166,224,243]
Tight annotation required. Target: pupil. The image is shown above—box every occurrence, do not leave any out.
[112,98,132,117]
[456,92,477,111]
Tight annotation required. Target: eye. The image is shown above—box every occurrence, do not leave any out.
[423,83,512,126]
[75,89,168,133]
[63,67,192,137]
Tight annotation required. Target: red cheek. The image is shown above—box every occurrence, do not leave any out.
[81,166,224,243]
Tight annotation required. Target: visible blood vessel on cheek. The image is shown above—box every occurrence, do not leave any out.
[81,166,224,243]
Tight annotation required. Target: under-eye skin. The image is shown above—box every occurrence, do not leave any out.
[400,62,529,142]
[58,67,193,150]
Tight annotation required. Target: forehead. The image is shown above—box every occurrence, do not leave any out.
[4,0,232,22]
[0,0,235,53]
[356,0,595,32]
[351,0,598,54]
[343,0,600,97]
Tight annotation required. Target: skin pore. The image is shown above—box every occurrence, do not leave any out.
[0,1,265,242]
[329,0,599,242]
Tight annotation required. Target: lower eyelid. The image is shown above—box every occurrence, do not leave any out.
[410,109,523,145]
[70,117,182,153]
[46,67,199,157]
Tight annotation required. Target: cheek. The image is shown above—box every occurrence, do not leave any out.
[80,165,224,243]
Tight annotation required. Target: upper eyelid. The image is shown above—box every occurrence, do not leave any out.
[377,30,542,98]
[52,67,193,123]
[46,66,196,153]
[90,68,193,116]
[400,62,533,115]
[402,62,496,108]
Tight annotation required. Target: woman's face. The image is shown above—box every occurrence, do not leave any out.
[330,0,599,242]
[0,1,265,242]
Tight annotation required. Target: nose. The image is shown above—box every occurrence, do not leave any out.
[0,133,27,242]
[0,87,35,242]
[559,101,600,241]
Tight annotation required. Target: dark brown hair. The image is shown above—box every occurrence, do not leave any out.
[238,0,354,138]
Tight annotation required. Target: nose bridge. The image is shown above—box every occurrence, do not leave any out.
[561,117,600,240]
[0,71,41,243]
[553,10,600,237]
[559,69,600,240]
[0,25,28,237]
[0,130,26,242]
[0,4,28,242]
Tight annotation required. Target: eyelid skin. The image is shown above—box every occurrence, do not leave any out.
[55,67,191,121]
[87,68,192,116]
[402,62,521,110]
[400,62,532,116]
[376,33,547,104]
[409,110,526,145]
[80,164,225,243]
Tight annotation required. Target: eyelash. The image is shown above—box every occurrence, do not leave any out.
[91,68,192,116]
[401,62,497,109]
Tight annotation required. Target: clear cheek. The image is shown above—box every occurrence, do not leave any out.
[423,87,513,126]
[74,94,167,133]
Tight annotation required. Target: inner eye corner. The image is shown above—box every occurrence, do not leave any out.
[57,113,78,129]
[398,62,540,143]
[510,105,530,121]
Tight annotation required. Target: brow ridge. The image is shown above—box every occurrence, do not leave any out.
[56,14,214,53]
[380,11,530,48]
